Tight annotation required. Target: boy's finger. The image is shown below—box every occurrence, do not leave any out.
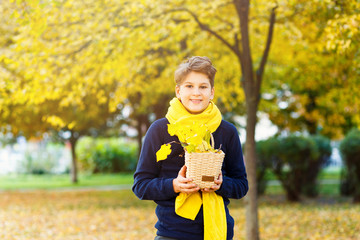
[178,165,187,177]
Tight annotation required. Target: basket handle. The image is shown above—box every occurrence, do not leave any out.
[210,133,214,149]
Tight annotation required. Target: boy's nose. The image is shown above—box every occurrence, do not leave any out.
[193,88,201,95]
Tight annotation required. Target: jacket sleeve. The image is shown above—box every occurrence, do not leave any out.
[216,125,249,199]
[132,120,178,201]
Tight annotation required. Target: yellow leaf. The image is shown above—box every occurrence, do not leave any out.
[156,144,171,162]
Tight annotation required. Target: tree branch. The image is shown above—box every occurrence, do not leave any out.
[233,32,244,69]
[214,15,235,30]
[67,40,92,57]
[233,0,253,97]
[256,5,277,91]
[169,7,241,57]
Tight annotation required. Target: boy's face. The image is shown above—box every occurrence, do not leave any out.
[175,71,214,114]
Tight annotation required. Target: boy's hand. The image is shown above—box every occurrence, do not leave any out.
[173,165,200,193]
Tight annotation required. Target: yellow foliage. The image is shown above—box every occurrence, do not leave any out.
[42,115,66,129]
[0,0,249,138]
[2,0,357,140]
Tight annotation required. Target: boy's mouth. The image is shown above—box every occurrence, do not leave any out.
[190,99,202,104]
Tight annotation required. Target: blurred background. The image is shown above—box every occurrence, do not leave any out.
[0,0,359,239]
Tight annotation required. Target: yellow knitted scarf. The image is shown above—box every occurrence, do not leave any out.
[165,97,227,240]
[166,98,222,133]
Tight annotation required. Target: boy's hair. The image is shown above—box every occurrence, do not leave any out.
[174,56,217,88]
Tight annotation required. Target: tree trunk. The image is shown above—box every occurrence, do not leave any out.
[286,188,300,202]
[136,114,150,158]
[69,135,78,184]
[235,1,261,238]
[136,115,143,158]
[354,174,360,203]
[244,99,260,240]
[282,180,301,202]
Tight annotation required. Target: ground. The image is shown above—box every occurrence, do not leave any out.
[1,189,359,240]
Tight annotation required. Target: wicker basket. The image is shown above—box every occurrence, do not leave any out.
[185,134,225,189]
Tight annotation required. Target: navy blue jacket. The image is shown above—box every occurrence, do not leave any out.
[132,118,248,240]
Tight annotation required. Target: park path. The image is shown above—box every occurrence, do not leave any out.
[0,179,340,193]
[0,184,133,193]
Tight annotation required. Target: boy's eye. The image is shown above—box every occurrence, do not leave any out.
[185,85,193,88]
[200,86,208,89]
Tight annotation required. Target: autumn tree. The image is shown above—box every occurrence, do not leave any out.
[1,0,142,182]
[1,0,207,180]
[261,0,360,139]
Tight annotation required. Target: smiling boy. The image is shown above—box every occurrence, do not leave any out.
[132,56,248,240]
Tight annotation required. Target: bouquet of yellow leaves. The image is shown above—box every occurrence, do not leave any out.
[156,122,219,162]
[156,122,225,188]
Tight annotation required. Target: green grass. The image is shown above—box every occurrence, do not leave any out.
[265,183,340,196]
[0,173,134,190]
[319,183,340,195]
[260,167,342,196]
[263,167,341,181]
[318,167,342,179]
[264,168,341,196]
[0,168,342,194]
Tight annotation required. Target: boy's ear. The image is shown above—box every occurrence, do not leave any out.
[175,85,180,98]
